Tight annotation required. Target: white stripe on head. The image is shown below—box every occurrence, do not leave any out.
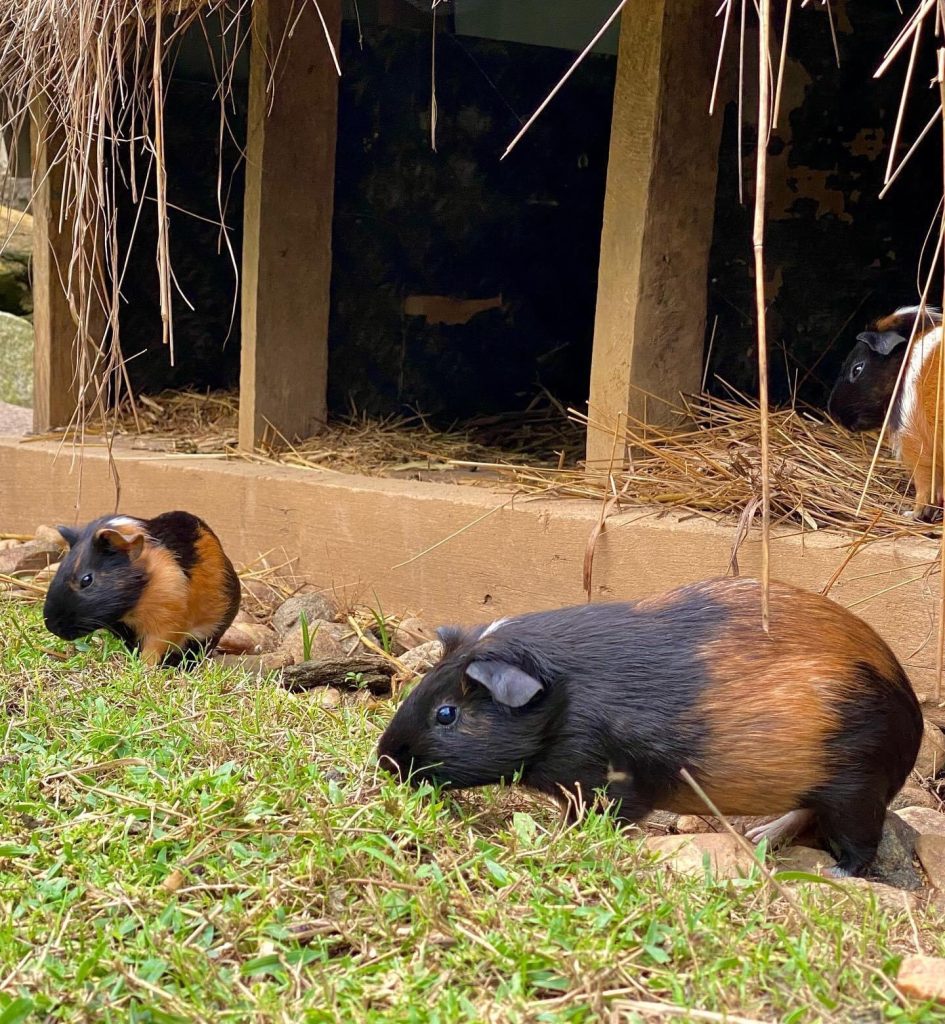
[106,516,143,530]
[893,304,942,322]
[480,617,509,638]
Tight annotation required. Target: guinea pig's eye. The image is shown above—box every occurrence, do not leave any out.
[435,705,458,726]
[850,361,865,381]
[79,573,94,589]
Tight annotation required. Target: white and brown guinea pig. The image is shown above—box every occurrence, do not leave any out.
[828,304,944,521]
[43,511,240,666]
[377,577,922,878]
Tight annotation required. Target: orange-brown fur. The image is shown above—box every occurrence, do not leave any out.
[657,580,907,815]
[118,522,237,664]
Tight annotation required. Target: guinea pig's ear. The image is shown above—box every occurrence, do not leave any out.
[95,527,146,560]
[856,330,907,356]
[465,660,543,708]
[436,626,466,655]
[56,525,80,548]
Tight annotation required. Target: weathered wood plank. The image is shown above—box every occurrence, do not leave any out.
[239,0,341,449]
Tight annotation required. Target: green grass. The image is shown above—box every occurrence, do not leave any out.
[1,601,944,1023]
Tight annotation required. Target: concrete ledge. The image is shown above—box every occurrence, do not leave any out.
[2,435,943,707]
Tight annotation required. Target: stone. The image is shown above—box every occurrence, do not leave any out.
[774,845,838,874]
[675,815,717,834]
[216,622,278,656]
[916,834,945,890]
[0,540,62,577]
[31,562,61,586]
[870,811,922,890]
[891,785,939,811]
[0,311,32,406]
[914,720,945,779]
[896,806,945,839]
[318,687,342,709]
[391,616,434,654]
[33,524,68,548]
[278,620,357,667]
[240,578,283,617]
[397,640,444,678]
[898,955,945,1003]
[645,834,757,879]
[841,877,921,914]
[272,593,340,635]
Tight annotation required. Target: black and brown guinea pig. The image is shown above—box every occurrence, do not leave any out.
[828,304,944,520]
[43,510,240,666]
[377,577,922,878]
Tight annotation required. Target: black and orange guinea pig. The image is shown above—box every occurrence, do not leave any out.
[828,304,944,520]
[377,577,922,877]
[43,511,240,666]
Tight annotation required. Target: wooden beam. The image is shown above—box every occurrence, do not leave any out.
[239,0,341,450]
[29,97,79,432]
[2,435,944,718]
[586,1,723,470]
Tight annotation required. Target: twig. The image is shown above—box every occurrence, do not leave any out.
[753,0,773,630]
[501,0,629,160]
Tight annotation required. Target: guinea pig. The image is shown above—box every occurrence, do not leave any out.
[377,577,922,878]
[828,304,944,520]
[43,510,240,666]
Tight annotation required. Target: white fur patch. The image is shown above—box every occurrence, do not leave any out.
[606,765,630,784]
[107,516,144,531]
[894,304,942,320]
[895,324,942,456]
[480,617,509,638]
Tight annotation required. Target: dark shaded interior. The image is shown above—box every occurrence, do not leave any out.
[114,1,942,430]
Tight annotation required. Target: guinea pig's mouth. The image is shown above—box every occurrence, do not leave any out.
[44,619,86,641]
[376,751,443,786]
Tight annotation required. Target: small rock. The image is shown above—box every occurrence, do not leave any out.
[914,720,945,779]
[391,616,434,655]
[318,687,342,709]
[870,812,922,890]
[675,815,717,834]
[842,877,921,913]
[0,539,19,552]
[273,593,340,635]
[33,524,68,548]
[774,845,838,874]
[916,834,945,889]
[216,622,278,656]
[898,954,945,1003]
[240,579,283,617]
[0,540,62,576]
[896,806,945,839]
[642,810,678,833]
[891,785,940,811]
[278,620,355,667]
[31,561,61,586]
[398,640,444,678]
[645,833,757,879]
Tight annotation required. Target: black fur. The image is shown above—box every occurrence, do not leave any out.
[145,511,203,577]
[378,590,727,809]
[827,336,906,432]
[799,661,922,875]
[43,516,150,642]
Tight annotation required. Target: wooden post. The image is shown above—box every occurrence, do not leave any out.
[585,1,723,471]
[30,98,79,432]
[239,0,341,450]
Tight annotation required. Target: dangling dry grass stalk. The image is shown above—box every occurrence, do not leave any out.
[753,0,773,630]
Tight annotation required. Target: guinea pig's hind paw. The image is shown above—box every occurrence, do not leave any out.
[745,808,814,848]
[823,864,854,879]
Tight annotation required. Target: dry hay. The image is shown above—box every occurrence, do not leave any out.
[47,385,932,543]
[90,387,584,479]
